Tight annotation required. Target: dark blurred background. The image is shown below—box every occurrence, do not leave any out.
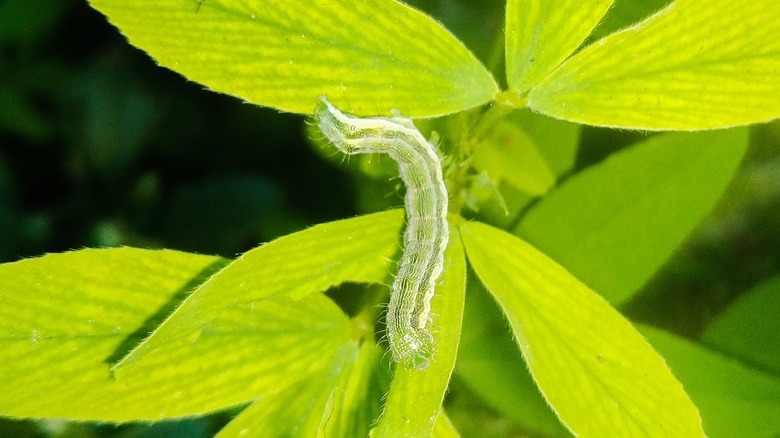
[1,0,778,436]
[0,0,371,263]
[0,0,510,263]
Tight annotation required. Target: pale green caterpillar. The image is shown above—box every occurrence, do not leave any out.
[315,97,448,370]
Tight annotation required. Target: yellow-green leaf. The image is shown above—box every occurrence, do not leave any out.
[505,0,614,93]
[87,0,498,117]
[432,410,460,438]
[115,209,404,372]
[214,342,360,438]
[323,343,387,438]
[528,0,780,129]
[0,248,348,421]
[372,225,466,438]
[472,119,556,196]
[473,109,580,229]
[455,278,567,437]
[113,292,350,418]
[461,221,704,437]
[588,0,672,43]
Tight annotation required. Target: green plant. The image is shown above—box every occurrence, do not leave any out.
[1,0,778,437]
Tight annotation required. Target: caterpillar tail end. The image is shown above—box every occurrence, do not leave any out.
[390,329,435,371]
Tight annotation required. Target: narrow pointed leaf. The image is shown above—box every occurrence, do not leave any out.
[215,342,360,438]
[527,0,780,129]
[0,249,226,420]
[515,129,748,304]
[506,0,614,93]
[87,0,498,117]
[372,225,467,438]
[324,343,387,438]
[112,292,351,418]
[0,248,338,421]
[461,221,704,437]
[116,209,404,371]
[456,278,567,437]
[642,325,780,438]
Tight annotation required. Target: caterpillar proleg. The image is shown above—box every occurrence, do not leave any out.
[315,97,448,370]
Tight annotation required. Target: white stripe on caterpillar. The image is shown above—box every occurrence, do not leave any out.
[315,97,448,370]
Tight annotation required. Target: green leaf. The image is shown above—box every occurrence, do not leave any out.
[372,225,467,438]
[214,342,360,438]
[0,249,227,420]
[113,291,351,418]
[505,0,615,93]
[431,410,460,438]
[700,275,780,375]
[515,128,748,304]
[323,343,388,438]
[455,277,567,437]
[87,0,498,118]
[642,325,780,438]
[588,0,673,43]
[511,109,580,178]
[461,221,704,437]
[115,209,404,371]
[527,0,780,129]
[473,110,580,229]
[1,248,340,421]
[472,119,556,196]
[0,210,410,421]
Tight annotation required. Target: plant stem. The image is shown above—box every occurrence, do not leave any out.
[469,91,527,143]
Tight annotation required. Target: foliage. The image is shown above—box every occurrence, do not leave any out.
[1,0,779,437]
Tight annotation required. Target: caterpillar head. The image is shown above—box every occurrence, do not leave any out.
[315,96,365,153]
[390,327,435,371]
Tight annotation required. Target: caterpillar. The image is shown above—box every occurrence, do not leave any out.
[315,97,449,370]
